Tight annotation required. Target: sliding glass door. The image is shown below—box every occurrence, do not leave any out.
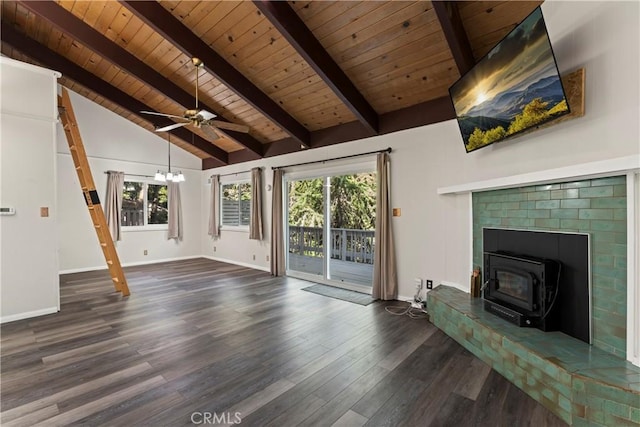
[328,174,376,287]
[285,167,376,291]
[287,177,325,278]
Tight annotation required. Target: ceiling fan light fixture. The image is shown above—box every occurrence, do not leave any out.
[154,133,185,184]
[154,170,166,182]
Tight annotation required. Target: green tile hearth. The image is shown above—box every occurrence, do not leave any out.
[428,286,640,426]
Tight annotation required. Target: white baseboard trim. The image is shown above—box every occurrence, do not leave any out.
[1,306,59,324]
[397,294,414,303]
[59,265,107,274]
[202,255,271,273]
[121,256,203,268]
[59,255,204,275]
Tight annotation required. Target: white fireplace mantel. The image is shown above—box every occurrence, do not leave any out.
[436,155,639,195]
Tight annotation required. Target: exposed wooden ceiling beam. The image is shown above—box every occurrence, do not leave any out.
[1,23,228,165]
[204,96,455,169]
[119,0,311,148]
[16,0,263,158]
[432,1,475,76]
[253,0,380,135]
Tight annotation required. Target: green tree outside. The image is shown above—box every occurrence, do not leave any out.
[288,173,376,230]
[148,184,168,224]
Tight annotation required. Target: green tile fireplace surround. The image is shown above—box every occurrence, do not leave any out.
[473,176,628,357]
[427,176,638,425]
[428,286,640,426]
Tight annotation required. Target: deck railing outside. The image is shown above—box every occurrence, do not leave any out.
[122,208,144,226]
[288,225,375,264]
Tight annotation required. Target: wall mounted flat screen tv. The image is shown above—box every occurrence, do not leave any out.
[449,7,570,153]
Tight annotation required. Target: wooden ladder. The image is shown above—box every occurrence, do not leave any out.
[58,88,130,296]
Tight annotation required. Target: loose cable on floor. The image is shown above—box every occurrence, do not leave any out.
[385,302,428,319]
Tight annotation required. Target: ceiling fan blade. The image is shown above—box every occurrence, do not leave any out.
[155,122,189,132]
[208,120,250,133]
[201,125,220,141]
[140,110,187,120]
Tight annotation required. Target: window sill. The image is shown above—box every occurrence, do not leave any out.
[220,226,249,233]
[122,225,168,232]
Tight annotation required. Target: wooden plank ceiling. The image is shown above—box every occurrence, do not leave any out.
[0,0,542,169]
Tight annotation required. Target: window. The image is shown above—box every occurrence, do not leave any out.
[122,181,168,228]
[221,182,251,227]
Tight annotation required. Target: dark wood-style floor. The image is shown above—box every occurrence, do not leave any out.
[1,258,566,426]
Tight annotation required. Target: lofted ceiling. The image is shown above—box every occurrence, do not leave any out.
[1,0,542,169]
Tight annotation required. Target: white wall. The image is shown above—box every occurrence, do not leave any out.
[0,57,60,322]
[201,1,640,299]
[57,90,203,272]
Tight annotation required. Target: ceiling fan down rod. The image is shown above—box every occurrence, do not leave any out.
[193,57,203,111]
[195,61,199,111]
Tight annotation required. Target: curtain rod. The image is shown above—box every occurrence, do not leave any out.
[104,171,154,179]
[216,167,261,178]
[272,147,391,170]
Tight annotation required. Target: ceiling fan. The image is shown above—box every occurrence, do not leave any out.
[141,57,249,140]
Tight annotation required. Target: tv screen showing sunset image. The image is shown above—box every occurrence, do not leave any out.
[449,7,570,153]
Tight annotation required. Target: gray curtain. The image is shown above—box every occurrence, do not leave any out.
[105,171,124,241]
[249,168,264,240]
[270,169,285,276]
[372,153,398,300]
[208,175,220,238]
[168,182,183,240]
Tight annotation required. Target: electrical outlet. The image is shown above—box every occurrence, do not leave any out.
[426,279,433,289]
[414,278,423,289]
[252,254,256,261]
[213,246,216,252]
[266,255,270,262]
[143,249,148,256]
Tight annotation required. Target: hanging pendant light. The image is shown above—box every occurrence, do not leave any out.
[155,132,185,183]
